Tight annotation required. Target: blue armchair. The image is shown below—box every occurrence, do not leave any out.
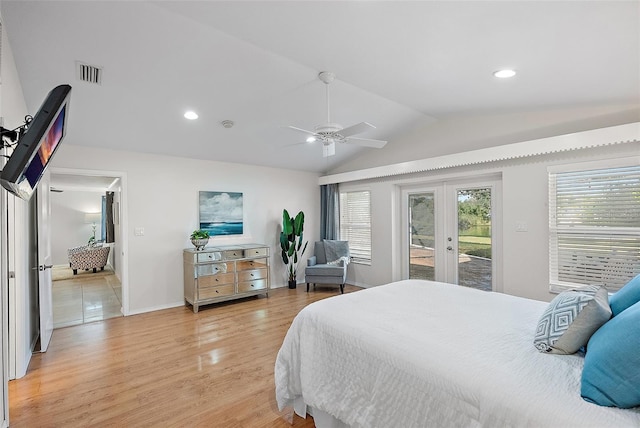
[305,240,350,293]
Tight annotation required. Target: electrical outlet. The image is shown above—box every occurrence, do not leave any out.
[515,221,528,232]
[134,227,145,236]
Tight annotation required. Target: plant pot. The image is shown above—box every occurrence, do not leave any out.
[191,238,208,251]
[288,280,297,289]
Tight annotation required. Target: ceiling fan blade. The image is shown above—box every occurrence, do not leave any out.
[345,136,388,149]
[287,125,317,135]
[339,122,376,138]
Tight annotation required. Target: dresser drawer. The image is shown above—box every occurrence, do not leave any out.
[238,279,267,293]
[198,272,235,287]
[237,268,267,282]
[197,251,222,263]
[197,262,231,276]
[236,258,267,271]
[244,247,268,257]
[222,249,244,259]
[199,284,235,300]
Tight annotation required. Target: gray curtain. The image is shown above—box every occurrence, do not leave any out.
[105,191,115,243]
[320,184,339,240]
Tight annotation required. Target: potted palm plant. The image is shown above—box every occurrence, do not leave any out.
[190,229,210,251]
[280,209,308,288]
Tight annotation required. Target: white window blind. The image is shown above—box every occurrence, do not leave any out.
[549,164,640,292]
[340,190,372,264]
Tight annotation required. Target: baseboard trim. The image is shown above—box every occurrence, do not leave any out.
[127,301,185,316]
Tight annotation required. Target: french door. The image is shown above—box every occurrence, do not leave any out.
[401,178,500,291]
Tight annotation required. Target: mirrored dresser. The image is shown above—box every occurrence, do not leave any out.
[183,243,270,313]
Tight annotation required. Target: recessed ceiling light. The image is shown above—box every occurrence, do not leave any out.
[184,111,198,120]
[493,69,516,78]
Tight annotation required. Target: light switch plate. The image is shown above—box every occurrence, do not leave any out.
[515,221,528,232]
[134,227,145,236]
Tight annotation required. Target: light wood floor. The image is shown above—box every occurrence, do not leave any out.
[9,284,361,427]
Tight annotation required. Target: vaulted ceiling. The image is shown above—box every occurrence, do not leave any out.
[2,1,639,175]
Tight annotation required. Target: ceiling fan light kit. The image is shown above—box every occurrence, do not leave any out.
[323,143,336,157]
[287,71,387,157]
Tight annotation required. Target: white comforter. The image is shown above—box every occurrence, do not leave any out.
[275,280,640,427]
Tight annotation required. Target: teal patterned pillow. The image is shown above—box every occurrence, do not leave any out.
[534,285,611,355]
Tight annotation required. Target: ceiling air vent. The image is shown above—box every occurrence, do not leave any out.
[76,62,102,85]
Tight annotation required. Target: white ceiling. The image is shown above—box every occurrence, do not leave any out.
[2,1,639,175]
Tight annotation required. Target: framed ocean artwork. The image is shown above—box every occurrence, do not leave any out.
[198,191,244,236]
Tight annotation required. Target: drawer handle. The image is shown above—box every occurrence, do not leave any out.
[215,290,219,293]
[250,284,255,287]
[215,278,219,282]
[250,273,254,277]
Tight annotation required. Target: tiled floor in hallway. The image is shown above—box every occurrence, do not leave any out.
[52,266,122,328]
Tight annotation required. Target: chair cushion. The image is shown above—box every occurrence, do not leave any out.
[305,264,344,277]
[67,245,88,256]
[609,274,640,316]
[314,241,327,264]
[323,240,349,263]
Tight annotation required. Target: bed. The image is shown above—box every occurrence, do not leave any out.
[275,279,640,427]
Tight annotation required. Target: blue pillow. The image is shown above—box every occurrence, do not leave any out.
[609,274,640,316]
[581,300,640,408]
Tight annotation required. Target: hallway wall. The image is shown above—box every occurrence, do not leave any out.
[50,190,104,265]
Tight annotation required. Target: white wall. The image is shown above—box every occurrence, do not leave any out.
[50,190,104,265]
[332,105,640,174]
[51,145,320,314]
[0,13,33,379]
[341,142,640,302]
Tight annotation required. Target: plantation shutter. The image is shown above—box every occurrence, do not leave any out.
[339,190,372,264]
[549,164,640,292]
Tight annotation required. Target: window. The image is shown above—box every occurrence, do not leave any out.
[549,162,640,293]
[340,190,372,264]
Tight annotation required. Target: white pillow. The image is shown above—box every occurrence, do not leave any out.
[327,256,350,266]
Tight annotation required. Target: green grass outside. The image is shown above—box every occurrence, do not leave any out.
[459,242,492,259]
[459,236,491,245]
[412,234,491,259]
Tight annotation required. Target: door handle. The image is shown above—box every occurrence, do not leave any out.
[446,246,453,251]
[38,264,53,271]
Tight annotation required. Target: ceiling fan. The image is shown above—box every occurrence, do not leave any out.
[288,71,387,157]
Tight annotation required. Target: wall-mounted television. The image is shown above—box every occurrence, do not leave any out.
[1,84,71,200]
